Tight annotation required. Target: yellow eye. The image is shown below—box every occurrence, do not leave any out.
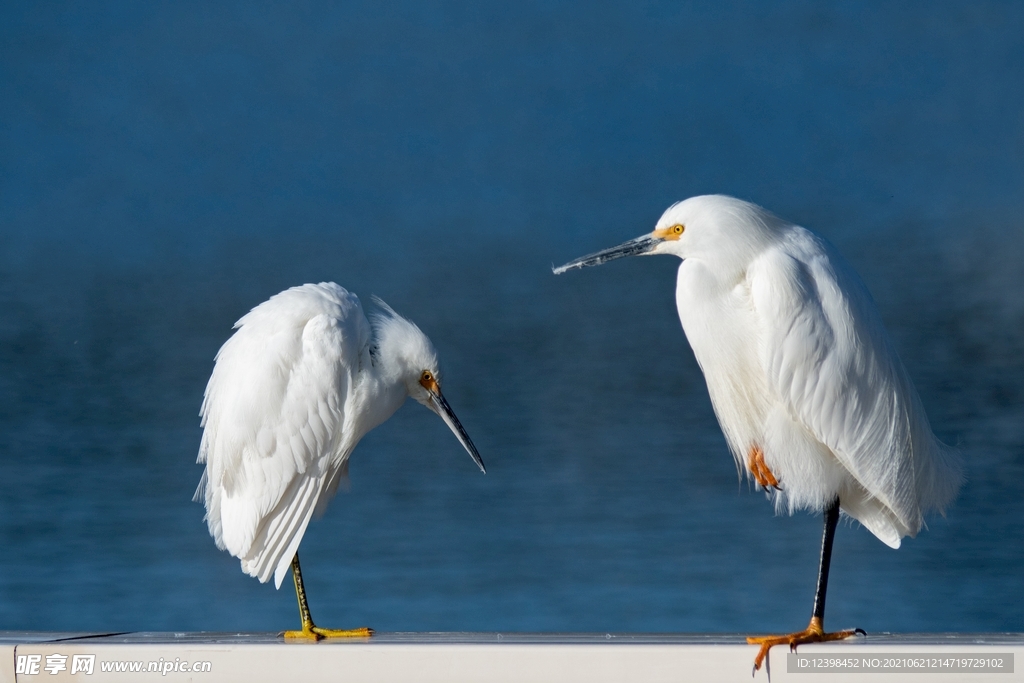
[422,371,433,382]
[672,224,684,235]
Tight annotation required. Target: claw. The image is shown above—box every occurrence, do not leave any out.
[313,626,374,638]
[747,446,782,491]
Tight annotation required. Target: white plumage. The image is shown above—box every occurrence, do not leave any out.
[195,282,484,637]
[675,197,961,545]
[555,194,962,671]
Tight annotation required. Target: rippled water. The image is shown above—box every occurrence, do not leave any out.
[1,1,1022,634]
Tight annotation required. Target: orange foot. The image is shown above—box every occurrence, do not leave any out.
[747,617,864,676]
[747,446,782,491]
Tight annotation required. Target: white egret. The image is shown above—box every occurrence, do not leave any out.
[554,195,962,674]
[194,282,485,640]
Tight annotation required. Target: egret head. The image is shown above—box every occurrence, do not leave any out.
[371,298,486,473]
[553,195,780,274]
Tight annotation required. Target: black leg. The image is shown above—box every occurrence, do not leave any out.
[811,497,841,625]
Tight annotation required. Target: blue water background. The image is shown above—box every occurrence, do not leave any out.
[1,1,1022,634]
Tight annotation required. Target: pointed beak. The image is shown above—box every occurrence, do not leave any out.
[552,234,661,274]
[427,390,486,474]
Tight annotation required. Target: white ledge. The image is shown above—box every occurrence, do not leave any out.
[2,632,1021,682]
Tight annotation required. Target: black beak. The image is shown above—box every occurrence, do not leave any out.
[428,391,486,473]
[553,234,661,274]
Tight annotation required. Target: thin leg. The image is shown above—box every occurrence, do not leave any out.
[811,497,841,624]
[282,553,374,641]
[746,498,864,675]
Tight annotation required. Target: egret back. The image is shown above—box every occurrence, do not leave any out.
[751,228,961,544]
[196,283,372,588]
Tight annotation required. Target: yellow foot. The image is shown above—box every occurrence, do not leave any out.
[747,618,863,675]
[283,626,374,642]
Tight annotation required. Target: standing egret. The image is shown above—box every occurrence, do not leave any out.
[195,282,485,640]
[554,195,962,674]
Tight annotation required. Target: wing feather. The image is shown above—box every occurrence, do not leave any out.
[750,230,960,544]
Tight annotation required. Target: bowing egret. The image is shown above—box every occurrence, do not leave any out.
[195,282,485,640]
[555,195,962,674]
